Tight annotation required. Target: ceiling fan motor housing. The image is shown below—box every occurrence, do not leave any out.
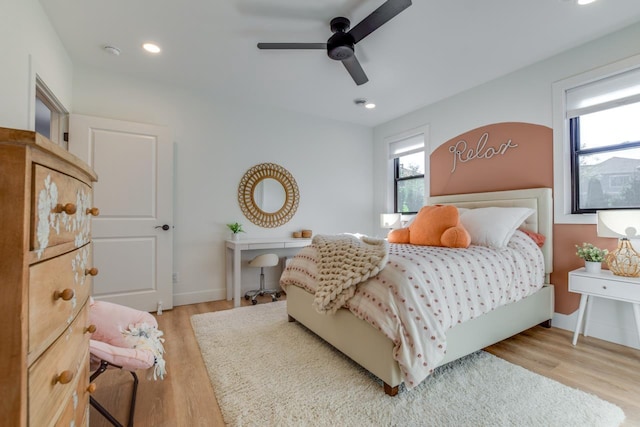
[327,17,354,60]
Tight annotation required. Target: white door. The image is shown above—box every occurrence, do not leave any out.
[69,114,174,312]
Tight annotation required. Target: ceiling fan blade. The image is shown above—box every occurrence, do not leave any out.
[348,0,412,44]
[341,55,368,86]
[257,43,327,50]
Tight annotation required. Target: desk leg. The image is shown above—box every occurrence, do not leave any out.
[572,294,589,346]
[633,303,640,346]
[226,246,233,301]
[233,247,241,308]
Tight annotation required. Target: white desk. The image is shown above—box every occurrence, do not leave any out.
[225,238,311,307]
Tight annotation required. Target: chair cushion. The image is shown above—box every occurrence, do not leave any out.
[90,299,157,347]
[90,339,156,371]
[89,298,166,379]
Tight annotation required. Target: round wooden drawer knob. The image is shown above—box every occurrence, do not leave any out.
[86,207,100,216]
[53,203,77,215]
[87,383,97,394]
[55,370,74,385]
[85,267,99,276]
[53,288,75,301]
[85,324,97,334]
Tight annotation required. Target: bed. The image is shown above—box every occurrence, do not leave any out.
[281,188,554,395]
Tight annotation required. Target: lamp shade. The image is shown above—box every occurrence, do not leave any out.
[596,210,640,238]
[380,213,402,229]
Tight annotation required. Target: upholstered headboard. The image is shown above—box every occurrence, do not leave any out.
[429,188,553,275]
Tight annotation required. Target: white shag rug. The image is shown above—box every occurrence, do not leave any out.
[191,301,625,427]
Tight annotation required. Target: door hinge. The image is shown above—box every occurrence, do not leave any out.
[63,132,69,142]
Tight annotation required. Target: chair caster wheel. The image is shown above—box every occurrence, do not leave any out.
[244,295,250,300]
[251,299,258,305]
[275,292,282,298]
[271,296,278,302]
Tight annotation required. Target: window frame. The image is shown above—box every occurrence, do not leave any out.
[33,75,68,148]
[393,155,425,214]
[384,125,429,216]
[570,114,640,214]
[553,53,640,224]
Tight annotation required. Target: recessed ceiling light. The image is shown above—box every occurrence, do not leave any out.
[142,43,161,54]
[577,0,597,4]
[354,98,376,109]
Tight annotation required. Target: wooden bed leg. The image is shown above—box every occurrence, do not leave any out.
[539,319,552,328]
[288,315,295,323]
[383,383,399,396]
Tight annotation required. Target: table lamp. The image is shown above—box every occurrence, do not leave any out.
[380,213,402,229]
[596,210,640,277]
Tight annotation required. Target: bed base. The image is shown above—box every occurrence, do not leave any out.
[286,283,554,396]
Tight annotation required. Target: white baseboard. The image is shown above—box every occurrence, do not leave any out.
[552,300,639,350]
[173,280,284,307]
[173,288,226,306]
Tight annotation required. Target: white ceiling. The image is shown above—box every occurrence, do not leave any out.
[39,0,640,127]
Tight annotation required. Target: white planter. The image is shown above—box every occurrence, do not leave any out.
[232,233,240,242]
[584,261,602,274]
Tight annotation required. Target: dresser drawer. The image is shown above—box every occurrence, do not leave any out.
[28,304,91,427]
[54,349,91,427]
[31,165,94,257]
[569,273,640,302]
[29,245,96,362]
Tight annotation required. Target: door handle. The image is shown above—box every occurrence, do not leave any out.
[155,224,171,231]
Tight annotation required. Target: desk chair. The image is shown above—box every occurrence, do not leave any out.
[244,253,281,304]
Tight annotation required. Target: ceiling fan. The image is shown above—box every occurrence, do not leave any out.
[257,0,412,86]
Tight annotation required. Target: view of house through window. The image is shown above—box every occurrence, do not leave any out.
[569,68,640,213]
[572,103,640,211]
[389,134,425,214]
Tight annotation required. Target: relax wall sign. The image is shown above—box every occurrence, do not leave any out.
[430,122,552,196]
[448,132,518,173]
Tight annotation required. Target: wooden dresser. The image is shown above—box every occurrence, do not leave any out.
[0,127,99,426]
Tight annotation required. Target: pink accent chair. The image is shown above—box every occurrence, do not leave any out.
[89,298,166,427]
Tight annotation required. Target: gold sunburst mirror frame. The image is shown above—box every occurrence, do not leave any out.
[238,163,300,228]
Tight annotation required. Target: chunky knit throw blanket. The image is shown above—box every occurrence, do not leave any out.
[312,234,389,314]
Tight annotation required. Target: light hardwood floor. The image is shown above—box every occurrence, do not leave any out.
[89,296,640,426]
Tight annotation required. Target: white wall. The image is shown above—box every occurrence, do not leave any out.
[0,0,73,130]
[373,22,640,350]
[72,67,373,305]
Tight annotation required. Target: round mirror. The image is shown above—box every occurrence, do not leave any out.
[238,163,299,228]
[254,178,286,213]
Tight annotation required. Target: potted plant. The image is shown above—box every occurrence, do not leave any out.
[575,242,608,274]
[227,222,245,241]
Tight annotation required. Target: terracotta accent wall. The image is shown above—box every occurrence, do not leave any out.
[430,122,553,195]
[429,122,615,314]
[552,225,617,313]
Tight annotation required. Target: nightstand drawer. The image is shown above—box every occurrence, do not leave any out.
[569,273,640,301]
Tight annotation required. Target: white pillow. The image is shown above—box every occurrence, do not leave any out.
[460,207,534,249]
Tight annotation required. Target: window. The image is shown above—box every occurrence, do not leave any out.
[567,68,640,213]
[389,134,425,214]
[34,76,68,148]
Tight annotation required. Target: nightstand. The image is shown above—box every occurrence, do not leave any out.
[568,268,640,345]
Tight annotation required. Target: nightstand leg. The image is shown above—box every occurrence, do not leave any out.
[584,296,594,338]
[572,294,589,346]
[633,303,640,346]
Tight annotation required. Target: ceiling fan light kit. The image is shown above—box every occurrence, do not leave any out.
[257,0,412,86]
